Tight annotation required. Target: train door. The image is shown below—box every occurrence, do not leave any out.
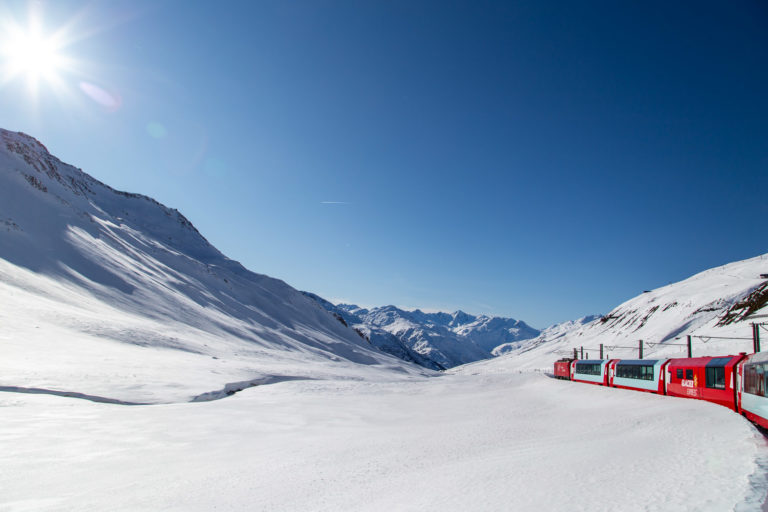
[659,360,671,394]
[736,362,744,413]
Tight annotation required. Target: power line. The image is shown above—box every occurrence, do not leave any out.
[553,325,764,359]
[690,335,752,342]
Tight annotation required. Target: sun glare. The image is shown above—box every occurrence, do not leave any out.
[8,32,62,78]
[1,21,69,90]
[0,7,124,111]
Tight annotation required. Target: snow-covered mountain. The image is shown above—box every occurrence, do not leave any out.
[461,253,768,374]
[0,129,428,403]
[491,314,601,356]
[305,298,541,369]
[302,292,445,370]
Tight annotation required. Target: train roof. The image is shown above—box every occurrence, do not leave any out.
[666,355,744,368]
[745,352,768,365]
[614,359,662,366]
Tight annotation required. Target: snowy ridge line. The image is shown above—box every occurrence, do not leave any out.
[0,386,149,405]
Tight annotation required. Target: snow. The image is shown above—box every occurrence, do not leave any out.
[2,127,768,511]
[1,371,765,511]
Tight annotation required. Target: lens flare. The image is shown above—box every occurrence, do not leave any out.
[146,122,168,139]
[79,81,122,111]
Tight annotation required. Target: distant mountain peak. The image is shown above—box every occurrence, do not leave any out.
[309,299,541,369]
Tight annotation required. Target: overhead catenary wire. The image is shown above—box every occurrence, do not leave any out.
[646,341,688,348]
[691,335,752,342]
[554,325,764,359]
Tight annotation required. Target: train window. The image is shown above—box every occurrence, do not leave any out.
[575,363,602,376]
[763,364,768,397]
[705,367,725,389]
[676,369,683,379]
[744,365,755,395]
[616,364,655,381]
[642,365,654,380]
[744,363,768,397]
[685,369,693,380]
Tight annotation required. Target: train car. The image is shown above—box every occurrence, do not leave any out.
[572,359,611,386]
[665,355,746,411]
[608,359,669,394]
[554,350,768,431]
[738,352,768,429]
[553,358,574,380]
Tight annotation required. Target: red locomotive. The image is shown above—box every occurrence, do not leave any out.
[553,358,573,380]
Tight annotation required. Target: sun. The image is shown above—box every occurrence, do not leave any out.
[0,7,124,112]
[1,21,69,89]
[6,31,63,80]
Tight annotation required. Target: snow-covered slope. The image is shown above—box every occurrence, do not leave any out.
[491,314,601,356]
[463,254,768,373]
[317,302,540,369]
[0,129,428,403]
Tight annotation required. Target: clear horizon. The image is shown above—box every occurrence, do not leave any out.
[1,0,766,328]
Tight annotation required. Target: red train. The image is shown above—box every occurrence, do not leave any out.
[554,352,768,428]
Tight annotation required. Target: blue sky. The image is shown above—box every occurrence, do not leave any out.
[1,0,766,328]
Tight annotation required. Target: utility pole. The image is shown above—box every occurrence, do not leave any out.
[753,323,761,353]
[573,347,578,360]
[599,343,604,359]
[580,346,584,359]
[687,335,692,358]
[639,340,643,360]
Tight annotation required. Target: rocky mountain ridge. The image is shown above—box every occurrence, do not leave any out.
[305,297,542,369]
